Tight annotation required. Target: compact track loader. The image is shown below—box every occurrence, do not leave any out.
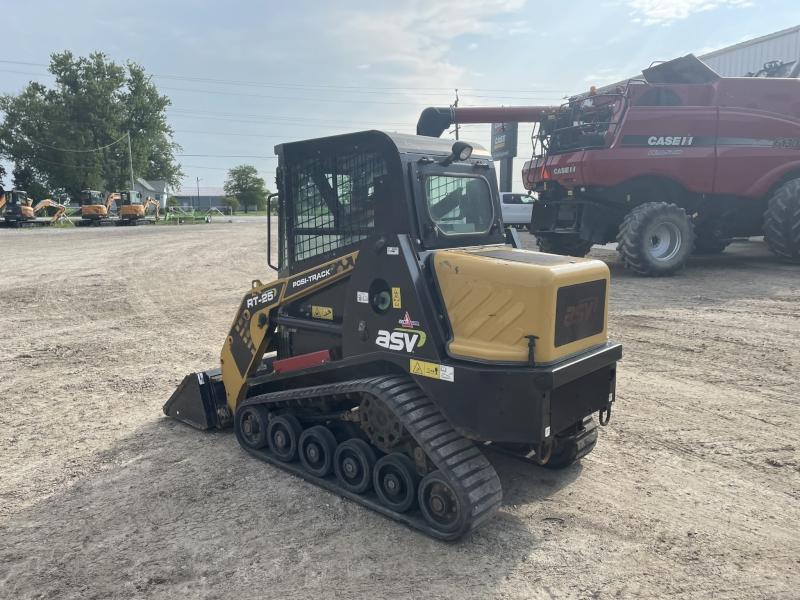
[164,131,622,539]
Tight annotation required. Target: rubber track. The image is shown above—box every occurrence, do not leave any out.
[616,202,695,277]
[763,179,800,263]
[238,375,503,540]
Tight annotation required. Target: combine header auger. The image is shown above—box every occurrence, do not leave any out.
[164,131,622,539]
[417,54,800,276]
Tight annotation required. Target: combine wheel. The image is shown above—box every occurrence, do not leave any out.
[418,471,466,534]
[616,202,695,276]
[334,439,377,494]
[374,453,419,512]
[536,234,594,257]
[299,426,338,477]
[267,414,303,462]
[763,179,800,263]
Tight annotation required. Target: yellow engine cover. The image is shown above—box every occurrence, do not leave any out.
[432,247,609,365]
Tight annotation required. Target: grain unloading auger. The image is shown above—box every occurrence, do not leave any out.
[164,131,622,539]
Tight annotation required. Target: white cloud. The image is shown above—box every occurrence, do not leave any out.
[468,43,478,50]
[357,64,370,70]
[628,0,754,25]
[330,0,526,119]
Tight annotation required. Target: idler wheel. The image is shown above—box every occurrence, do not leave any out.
[235,405,271,450]
[418,471,466,534]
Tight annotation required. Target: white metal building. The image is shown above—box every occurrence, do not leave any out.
[699,25,800,76]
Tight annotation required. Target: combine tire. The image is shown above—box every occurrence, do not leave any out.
[536,235,594,257]
[763,179,800,263]
[616,202,695,276]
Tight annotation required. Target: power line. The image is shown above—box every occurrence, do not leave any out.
[0,60,577,94]
[177,154,276,159]
[29,132,130,152]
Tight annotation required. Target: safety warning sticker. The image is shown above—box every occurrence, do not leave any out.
[392,287,402,309]
[410,359,454,382]
[311,306,333,320]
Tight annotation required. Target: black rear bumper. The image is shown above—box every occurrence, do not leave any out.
[411,341,621,444]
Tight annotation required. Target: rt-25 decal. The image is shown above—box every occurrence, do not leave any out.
[246,287,278,309]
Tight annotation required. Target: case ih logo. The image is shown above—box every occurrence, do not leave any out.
[552,166,576,175]
[647,136,694,146]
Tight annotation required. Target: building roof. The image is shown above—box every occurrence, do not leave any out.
[136,178,156,192]
[174,186,226,197]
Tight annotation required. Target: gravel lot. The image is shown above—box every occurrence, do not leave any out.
[1,220,798,599]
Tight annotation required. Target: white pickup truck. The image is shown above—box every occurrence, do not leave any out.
[499,192,535,229]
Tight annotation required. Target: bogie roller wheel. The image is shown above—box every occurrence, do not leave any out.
[418,471,467,535]
[536,234,594,257]
[235,405,271,450]
[763,179,800,263]
[267,414,303,462]
[299,426,338,477]
[334,439,377,494]
[373,453,420,512]
[616,202,695,276]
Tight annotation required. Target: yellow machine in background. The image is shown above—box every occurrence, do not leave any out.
[77,189,119,227]
[32,199,68,224]
[118,190,159,225]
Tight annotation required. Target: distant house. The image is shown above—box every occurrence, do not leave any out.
[172,186,226,209]
[132,178,172,208]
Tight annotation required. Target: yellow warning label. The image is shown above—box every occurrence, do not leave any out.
[392,287,402,309]
[311,306,333,320]
[410,359,439,379]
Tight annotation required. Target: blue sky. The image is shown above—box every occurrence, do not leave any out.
[1,0,799,192]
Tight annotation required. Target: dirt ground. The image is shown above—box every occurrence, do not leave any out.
[1,220,798,599]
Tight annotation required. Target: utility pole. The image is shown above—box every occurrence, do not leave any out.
[127,132,135,191]
[196,177,201,209]
[453,89,460,140]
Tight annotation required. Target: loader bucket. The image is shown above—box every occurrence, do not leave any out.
[163,370,226,429]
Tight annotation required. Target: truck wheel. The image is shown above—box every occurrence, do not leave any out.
[536,235,594,257]
[763,179,800,263]
[616,202,695,276]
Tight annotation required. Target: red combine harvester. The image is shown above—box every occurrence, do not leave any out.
[417,55,800,276]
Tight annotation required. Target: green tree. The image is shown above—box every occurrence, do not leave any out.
[220,196,239,214]
[0,164,7,189]
[224,165,269,213]
[166,196,179,208]
[12,165,34,190]
[0,52,183,198]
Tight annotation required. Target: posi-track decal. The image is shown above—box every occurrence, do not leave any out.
[284,253,357,300]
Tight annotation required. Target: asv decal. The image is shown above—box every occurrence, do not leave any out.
[376,330,421,353]
[647,136,693,146]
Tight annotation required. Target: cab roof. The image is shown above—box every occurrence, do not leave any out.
[275,130,492,160]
